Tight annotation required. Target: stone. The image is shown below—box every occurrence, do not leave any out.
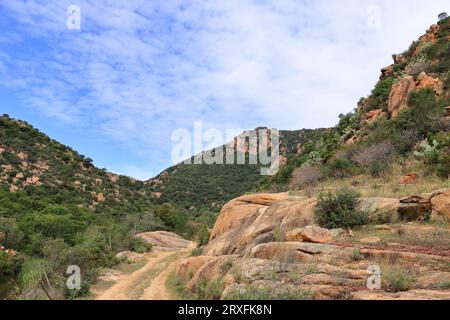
[300,226,333,244]
[388,76,416,118]
[284,228,304,242]
[176,256,218,280]
[15,172,24,179]
[416,72,444,96]
[430,189,450,219]
[399,173,420,185]
[364,109,386,124]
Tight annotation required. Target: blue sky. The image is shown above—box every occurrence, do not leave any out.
[0,0,448,179]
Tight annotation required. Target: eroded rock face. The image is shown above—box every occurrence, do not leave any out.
[137,231,193,252]
[210,193,290,240]
[176,256,218,280]
[300,226,333,244]
[203,196,316,256]
[388,76,416,118]
[416,72,444,96]
[430,189,450,219]
[364,109,386,124]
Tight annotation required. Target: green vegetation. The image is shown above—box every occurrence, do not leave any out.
[383,266,417,293]
[223,285,313,300]
[315,188,368,229]
[0,115,206,299]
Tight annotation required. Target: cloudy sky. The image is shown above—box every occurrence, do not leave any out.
[0,0,448,179]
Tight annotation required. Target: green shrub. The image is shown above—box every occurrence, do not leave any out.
[369,161,391,178]
[315,188,368,229]
[195,278,225,300]
[190,247,203,257]
[383,266,416,293]
[350,248,363,261]
[324,158,354,179]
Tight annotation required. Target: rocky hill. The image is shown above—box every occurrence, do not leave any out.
[147,128,327,213]
[0,114,155,214]
[169,18,450,301]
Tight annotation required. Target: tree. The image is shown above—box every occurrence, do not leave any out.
[438,12,448,22]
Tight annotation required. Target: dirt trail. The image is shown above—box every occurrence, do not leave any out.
[95,242,195,300]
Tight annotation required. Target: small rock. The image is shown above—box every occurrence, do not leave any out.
[399,173,420,185]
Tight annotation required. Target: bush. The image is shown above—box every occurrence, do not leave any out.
[324,158,354,179]
[383,266,416,293]
[195,278,224,300]
[369,161,391,178]
[351,141,395,168]
[315,188,368,229]
[290,165,322,189]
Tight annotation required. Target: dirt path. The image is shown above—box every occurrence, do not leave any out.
[142,250,188,300]
[95,242,195,300]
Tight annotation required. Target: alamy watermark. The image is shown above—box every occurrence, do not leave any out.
[367,265,381,290]
[171,122,280,175]
[66,265,81,290]
[66,5,81,30]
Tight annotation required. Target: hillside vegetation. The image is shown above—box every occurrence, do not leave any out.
[261,17,450,195]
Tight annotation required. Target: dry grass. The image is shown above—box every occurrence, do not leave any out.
[292,158,450,199]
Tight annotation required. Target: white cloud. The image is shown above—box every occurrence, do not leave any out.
[0,0,448,178]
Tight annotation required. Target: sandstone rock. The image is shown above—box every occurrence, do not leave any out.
[26,176,40,185]
[15,172,24,179]
[152,192,162,199]
[398,202,431,221]
[345,136,358,145]
[388,76,416,118]
[97,192,106,202]
[17,152,28,161]
[0,148,5,154]
[115,251,145,263]
[204,196,315,256]
[186,256,237,291]
[284,228,304,242]
[9,185,19,193]
[364,109,386,124]
[416,72,444,96]
[399,172,420,185]
[176,256,218,280]
[300,226,333,244]
[137,231,193,252]
[210,193,290,239]
[430,189,450,219]
[2,165,13,172]
[380,65,394,79]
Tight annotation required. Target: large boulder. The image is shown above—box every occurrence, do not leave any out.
[430,189,450,219]
[388,76,416,118]
[210,193,289,239]
[203,196,316,256]
[137,231,193,252]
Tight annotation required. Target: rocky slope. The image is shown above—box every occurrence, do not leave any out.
[147,128,327,213]
[174,190,450,300]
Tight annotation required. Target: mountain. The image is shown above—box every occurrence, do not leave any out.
[146,128,327,213]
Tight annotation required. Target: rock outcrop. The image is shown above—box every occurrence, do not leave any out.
[137,231,193,252]
[388,76,416,118]
[430,189,450,219]
[204,195,316,256]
